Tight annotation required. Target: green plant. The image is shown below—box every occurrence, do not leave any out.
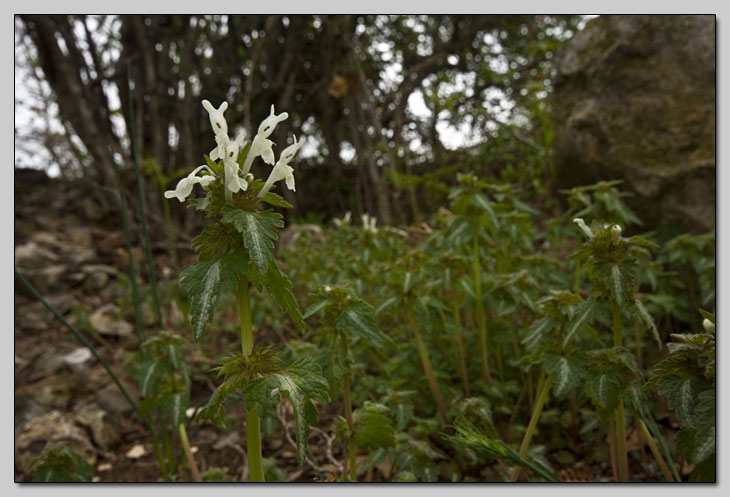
[168,98,329,482]
[29,444,94,483]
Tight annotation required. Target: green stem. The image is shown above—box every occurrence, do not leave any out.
[127,62,162,328]
[612,300,629,481]
[406,308,448,422]
[238,280,265,482]
[343,373,357,482]
[637,418,674,482]
[178,423,202,482]
[510,373,552,482]
[15,268,138,412]
[449,301,471,397]
[473,237,491,382]
[104,178,145,346]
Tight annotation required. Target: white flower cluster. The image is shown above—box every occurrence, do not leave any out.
[164,100,302,202]
[333,211,352,228]
[361,213,378,233]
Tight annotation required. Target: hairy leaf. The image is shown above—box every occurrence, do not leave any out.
[222,205,283,275]
[336,299,394,349]
[180,250,248,341]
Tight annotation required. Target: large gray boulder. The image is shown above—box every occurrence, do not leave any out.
[553,15,715,232]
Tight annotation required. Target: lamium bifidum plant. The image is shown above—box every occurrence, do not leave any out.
[166,98,329,482]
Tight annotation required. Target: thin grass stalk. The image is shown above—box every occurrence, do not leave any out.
[127,63,162,328]
[238,280,265,482]
[343,372,357,482]
[510,373,553,482]
[104,172,145,346]
[637,418,674,482]
[448,301,471,396]
[406,308,448,422]
[612,300,629,481]
[15,268,137,412]
[641,413,681,482]
[472,237,491,382]
[178,423,202,482]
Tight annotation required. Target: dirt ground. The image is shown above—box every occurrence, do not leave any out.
[13,173,345,483]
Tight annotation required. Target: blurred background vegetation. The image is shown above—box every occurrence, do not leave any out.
[15,14,587,230]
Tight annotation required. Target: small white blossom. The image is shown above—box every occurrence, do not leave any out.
[573,218,594,239]
[611,224,622,242]
[164,165,216,202]
[258,135,303,198]
[242,105,289,176]
[202,100,228,136]
[361,213,378,233]
[703,318,715,334]
[333,211,352,228]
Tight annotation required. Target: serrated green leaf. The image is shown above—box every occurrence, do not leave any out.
[263,260,305,330]
[180,250,248,342]
[302,299,328,320]
[354,409,396,450]
[139,360,165,398]
[564,298,599,346]
[692,425,715,464]
[159,392,188,428]
[375,296,399,316]
[336,300,394,349]
[260,191,293,208]
[634,298,661,348]
[245,357,329,468]
[222,205,283,275]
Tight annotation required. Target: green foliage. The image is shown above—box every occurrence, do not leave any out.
[646,313,716,481]
[222,205,283,276]
[179,250,248,341]
[29,444,93,483]
[448,422,561,482]
[245,357,330,468]
[353,402,397,451]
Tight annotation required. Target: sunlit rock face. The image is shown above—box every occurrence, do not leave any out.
[553,15,715,233]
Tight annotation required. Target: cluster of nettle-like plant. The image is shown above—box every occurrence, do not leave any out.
[155,96,715,482]
[162,99,334,482]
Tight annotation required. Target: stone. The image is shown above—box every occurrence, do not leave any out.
[553,15,715,233]
[89,303,133,337]
[94,381,139,414]
[74,403,121,451]
[14,240,60,269]
[15,410,97,474]
[125,444,147,459]
[62,347,93,366]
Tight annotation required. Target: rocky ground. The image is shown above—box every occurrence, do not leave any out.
[13,172,336,483]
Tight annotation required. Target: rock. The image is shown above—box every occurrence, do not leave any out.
[553,15,715,233]
[15,410,97,474]
[14,241,60,268]
[16,373,75,408]
[94,381,139,414]
[74,403,121,451]
[81,264,117,294]
[89,303,133,337]
[16,294,75,331]
[16,264,68,293]
[15,396,50,433]
[62,348,93,366]
[125,444,147,459]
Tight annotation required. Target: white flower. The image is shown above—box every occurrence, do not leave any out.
[164,165,216,202]
[202,100,228,137]
[258,135,303,197]
[573,218,594,239]
[611,224,622,242]
[334,211,352,228]
[201,100,250,198]
[242,105,289,176]
[702,318,715,334]
[361,213,377,233]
